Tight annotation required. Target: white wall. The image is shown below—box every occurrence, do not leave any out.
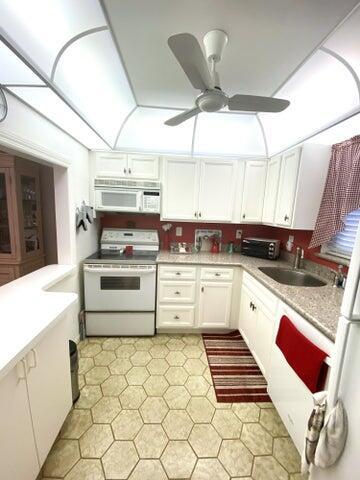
[0,92,98,340]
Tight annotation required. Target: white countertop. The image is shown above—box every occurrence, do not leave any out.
[0,265,78,381]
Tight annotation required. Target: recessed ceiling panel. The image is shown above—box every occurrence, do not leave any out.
[54,30,136,146]
[324,6,360,81]
[116,107,194,154]
[260,50,359,154]
[194,113,266,157]
[8,86,108,149]
[0,40,44,85]
[104,0,359,108]
[0,0,106,76]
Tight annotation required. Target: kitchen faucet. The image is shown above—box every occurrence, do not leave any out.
[293,246,304,269]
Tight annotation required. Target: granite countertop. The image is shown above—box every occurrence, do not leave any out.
[156,252,343,342]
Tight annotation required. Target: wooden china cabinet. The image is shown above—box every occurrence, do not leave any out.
[0,153,45,286]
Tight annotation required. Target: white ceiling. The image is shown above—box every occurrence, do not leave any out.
[104,0,360,109]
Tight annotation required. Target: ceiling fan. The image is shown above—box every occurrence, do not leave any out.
[164,30,290,126]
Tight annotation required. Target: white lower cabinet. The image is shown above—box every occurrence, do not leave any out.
[157,264,234,329]
[238,272,278,378]
[0,361,39,480]
[26,318,72,465]
[0,315,72,479]
[198,281,232,328]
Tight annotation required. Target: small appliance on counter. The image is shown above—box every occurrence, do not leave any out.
[241,237,280,260]
[83,228,159,336]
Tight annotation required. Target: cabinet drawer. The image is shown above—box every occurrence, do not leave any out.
[159,265,196,280]
[157,306,195,327]
[200,267,233,281]
[158,281,196,303]
[243,271,278,315]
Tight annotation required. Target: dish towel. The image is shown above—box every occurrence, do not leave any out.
[276,315,328,393]
[302,392,348,473]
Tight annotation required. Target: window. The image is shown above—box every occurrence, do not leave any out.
[323,209,360,259]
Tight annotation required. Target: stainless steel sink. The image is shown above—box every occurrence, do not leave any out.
[258,267,327,287]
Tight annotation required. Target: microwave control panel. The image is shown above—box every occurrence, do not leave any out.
[143,191,160,212]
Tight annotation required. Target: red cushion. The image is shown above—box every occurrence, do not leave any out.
[275,315,328,393]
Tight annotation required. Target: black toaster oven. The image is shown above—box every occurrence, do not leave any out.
[241,237,280,260]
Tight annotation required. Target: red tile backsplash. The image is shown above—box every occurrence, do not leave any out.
[100,213,345,271]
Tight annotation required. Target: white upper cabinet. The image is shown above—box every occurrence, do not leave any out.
[198,159,237,222]
[241,160,267,223]
[161,157,236,222]
[95,152,128,177]
[161,157,199,221]
[273,145,331,229]
[93,151,159,180]
[126,154,159,179]
[274,148,301,227]
[262,156,281,224]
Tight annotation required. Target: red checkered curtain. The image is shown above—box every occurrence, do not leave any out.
[310,135,360,248]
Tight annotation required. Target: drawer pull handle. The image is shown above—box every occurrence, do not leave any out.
[174,291,180,295]
[175,272,181,276]
[215,273,221,277]
[174,315,180,320]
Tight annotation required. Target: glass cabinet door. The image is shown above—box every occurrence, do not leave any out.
[0,170,12,255]
[20,174,41,254]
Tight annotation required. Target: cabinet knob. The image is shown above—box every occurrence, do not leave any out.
[198,212,202,218]
[123,167,126,174]
[128,168,132,174]
[194,212,197,218]
[242,213,245,219]
[174,291,180,295]
[175,272,181,276]
[201,286,204,292]
[284,214,289,221]
[215,272,221,277]
[174,315,180,320]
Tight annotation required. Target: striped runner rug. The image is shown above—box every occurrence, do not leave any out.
[202,330,271,403]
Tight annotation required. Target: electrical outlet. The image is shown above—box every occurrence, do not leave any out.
[175,227,182,237]
[236,229,242,240]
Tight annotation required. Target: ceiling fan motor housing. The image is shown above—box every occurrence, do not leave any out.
[196,90,228,112]
[203,29,228,63]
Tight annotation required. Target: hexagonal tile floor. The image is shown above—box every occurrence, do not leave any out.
[40,334,306,480]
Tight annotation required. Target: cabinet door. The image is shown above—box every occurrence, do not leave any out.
[262,156,281,224]
[241,161,267,222]
[274,148,301,227]
[238,284,256,346]
[16,164,43,258]
[95,152,128,177]
[198,281,232,328]
[198,159,236,222]
[0,168,17,259]
[161,157,199,220]
[0,361,39,480]
[127,154,159,179]
[252,306,274,378]
[26,317,72,465]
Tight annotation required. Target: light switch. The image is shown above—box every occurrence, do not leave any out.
[176,227,183,237]
[236,229,242,240]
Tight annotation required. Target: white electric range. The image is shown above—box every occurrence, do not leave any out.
[83,229,159,336]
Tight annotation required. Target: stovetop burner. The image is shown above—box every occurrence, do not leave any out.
[84,250,158,265]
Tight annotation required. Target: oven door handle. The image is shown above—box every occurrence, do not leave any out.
[84,266,156,274]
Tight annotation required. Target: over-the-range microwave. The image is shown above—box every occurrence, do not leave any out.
[94,178,161,213]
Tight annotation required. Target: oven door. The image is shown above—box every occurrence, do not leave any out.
[95,188,142,212]
[84,264,156,311]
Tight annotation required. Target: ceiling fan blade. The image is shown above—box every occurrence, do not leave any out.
[228,94,290,113]
[164,107,200,126]
[168,33,212,91]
